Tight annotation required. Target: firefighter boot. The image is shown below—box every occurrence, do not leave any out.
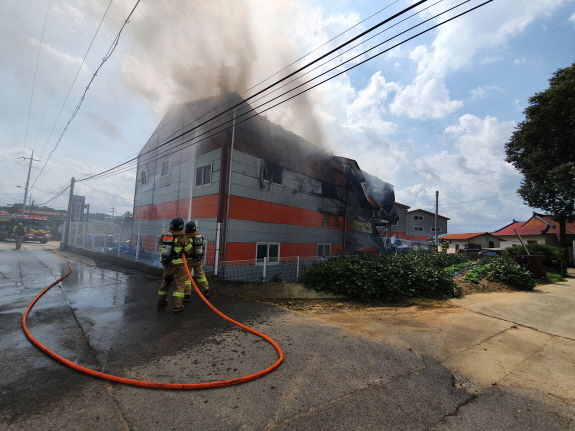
[157,294,168,306]
[173,296,185,312]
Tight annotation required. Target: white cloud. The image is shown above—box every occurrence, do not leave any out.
[390,0,567,120]
[470,85,502,100]
[514,57,527,64]
[345,72,399,134]
[571,11,575,26]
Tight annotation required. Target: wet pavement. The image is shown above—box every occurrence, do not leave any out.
[1,241,574,430]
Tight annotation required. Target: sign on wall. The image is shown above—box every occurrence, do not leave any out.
[71,195,85,222]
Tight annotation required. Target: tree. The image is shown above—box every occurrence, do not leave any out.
[505,62,575,250]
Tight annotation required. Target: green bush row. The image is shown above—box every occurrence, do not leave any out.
[463,256,536,290]
[299,252,465,301]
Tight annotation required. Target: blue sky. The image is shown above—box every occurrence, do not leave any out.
[1,0,574,233]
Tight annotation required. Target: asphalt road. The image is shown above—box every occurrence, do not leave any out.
[1,241,574,430]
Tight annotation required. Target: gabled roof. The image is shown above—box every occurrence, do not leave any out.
[532,213,575,235]
[441,232,503,241]
[493,213,575,237]
[394,202,411,209]
[491,222,547,236]
[407,209,450,220]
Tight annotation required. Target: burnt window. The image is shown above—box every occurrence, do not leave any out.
[321,181,338,199]
[263,160,283,185]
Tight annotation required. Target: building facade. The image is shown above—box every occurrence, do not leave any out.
[133,94,399,263]
[405,209,449,241]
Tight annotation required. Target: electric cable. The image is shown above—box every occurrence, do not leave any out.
[23,0,52,157]
[31,8,81,171]
[78,0,431,182]
[80,183,133,201]
[22,250,284,389]
[80,0,491,183]
[29,0,132,193]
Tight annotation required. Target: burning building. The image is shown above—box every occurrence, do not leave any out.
[133,93,398,263]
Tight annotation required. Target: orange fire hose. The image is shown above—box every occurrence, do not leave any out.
[22,250,283,389]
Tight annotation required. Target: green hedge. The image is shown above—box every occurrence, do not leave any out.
[299,252,465,301]
[504,243,566,273]
[463,256,536,290]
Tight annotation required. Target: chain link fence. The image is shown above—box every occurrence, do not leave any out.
[66,220,427,282]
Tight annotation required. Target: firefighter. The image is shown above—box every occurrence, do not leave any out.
[13,223,26,250]
[184,221,210,301]
[157,217,193,312]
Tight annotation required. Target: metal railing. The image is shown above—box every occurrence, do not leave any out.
[66,220,428,282]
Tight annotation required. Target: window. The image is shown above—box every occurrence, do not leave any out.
[256,242,280,265]
[414,215,424,221]
[141,171,148,185]
[317,243,331,257]
[431,227,442,232]
[414,226,424,232]
[527,240,537,244]
[263,160,283,185]
[195,163,212,187]
[161,160,171,177]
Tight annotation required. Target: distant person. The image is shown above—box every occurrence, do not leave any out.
[13,223,26,250]
[184,221,210,301]
[157,217,193,312]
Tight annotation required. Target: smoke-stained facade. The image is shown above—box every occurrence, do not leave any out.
[134,94,399,262]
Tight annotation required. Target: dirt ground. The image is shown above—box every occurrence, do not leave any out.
[258,277,538,315]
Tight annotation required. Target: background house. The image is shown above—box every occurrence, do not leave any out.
[390,202,410,239]
[133,94,399,263]
[492,213,575,263]
[441,232,505,252]
[405,209,449,241]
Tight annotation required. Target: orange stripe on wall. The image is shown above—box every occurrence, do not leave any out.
[134,195,219,221]
[229,195,344,230]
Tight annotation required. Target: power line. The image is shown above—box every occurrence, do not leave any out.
[29,0,133,193]
[23,0,52,156]
[82,0,493,182]
[80,183,133,202]
[79,0,430,182]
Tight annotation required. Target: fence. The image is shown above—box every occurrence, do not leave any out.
[65,221,428,282]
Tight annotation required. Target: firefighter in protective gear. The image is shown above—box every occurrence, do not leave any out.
[184,221,210,301]
[13,223,26,250]
[157,217,193,312]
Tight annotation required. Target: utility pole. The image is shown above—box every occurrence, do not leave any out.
[62,177,75,250]
[110,206,115,223]
[20,151,41,216]
[435,191,439,249]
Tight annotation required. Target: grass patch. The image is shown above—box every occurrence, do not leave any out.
[546,272,566,283]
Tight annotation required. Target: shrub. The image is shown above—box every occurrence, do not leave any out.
[504,243,566,272]
[299,252,461,301]
[461,256,536,290]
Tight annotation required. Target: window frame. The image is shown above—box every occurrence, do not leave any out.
[431,227,442,233]
[195,162,213,187]
[413,215,424,221]
[160,160,171,177]
[263,160,284,186]
[256,242,280,265]
[317,243,331,258]
[141,170,148,185]
[413,226,424,232]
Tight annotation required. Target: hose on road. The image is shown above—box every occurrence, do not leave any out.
[22,250,283,389]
